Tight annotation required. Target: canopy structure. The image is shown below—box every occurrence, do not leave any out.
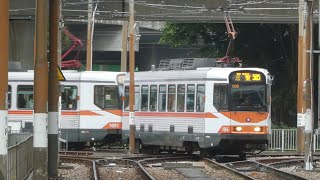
[9,0,315,24]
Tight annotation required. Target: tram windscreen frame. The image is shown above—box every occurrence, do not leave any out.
[229,71,267,112]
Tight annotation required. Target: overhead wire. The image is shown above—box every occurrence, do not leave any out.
[8,0,302,22]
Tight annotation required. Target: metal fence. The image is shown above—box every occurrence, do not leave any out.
[7,135,33,180]
[269,129,320,151]
[8,131,33,147]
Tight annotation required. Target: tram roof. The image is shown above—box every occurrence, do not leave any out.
[8,70,125,82]
[124,67,270,83]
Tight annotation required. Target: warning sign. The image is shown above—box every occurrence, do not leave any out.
[57,66,66,81]
[297,113,305,127]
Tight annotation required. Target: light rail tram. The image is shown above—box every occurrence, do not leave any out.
[122,59,272,157]
[8,70,125,148]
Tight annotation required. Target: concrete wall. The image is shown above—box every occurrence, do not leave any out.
[67,24,139,52]
[9,20,35,71]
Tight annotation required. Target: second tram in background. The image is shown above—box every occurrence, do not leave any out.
[122,58,272,157]
[8,70,125,148]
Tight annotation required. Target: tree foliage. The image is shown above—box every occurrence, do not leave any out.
[160,22,298,126]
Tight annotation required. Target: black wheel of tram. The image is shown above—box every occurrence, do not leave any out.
[151,146,160,154]
[239,152,247,160]
[135,140,141,154]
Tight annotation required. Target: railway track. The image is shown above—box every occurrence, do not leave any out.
[225,160,308,180]
[60,156,98,180]
[58,151,320,179]
[137,155,254,179]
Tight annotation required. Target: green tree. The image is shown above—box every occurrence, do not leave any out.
[160,22,298,126]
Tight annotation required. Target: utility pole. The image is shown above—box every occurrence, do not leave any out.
[48,0,60,178]
[297,0,307,155]
[129,0,136,154]
[304,0,315,171]
[34,0,49,179]
[318,0,320,133]
[0,0,9,179]
[86,0,93,71]
[121,21,128,72]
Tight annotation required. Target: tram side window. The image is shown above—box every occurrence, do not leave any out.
[186,85,195,112]
[135,86,140,111]
[94,85,120,110]
[124,86,140,111]
[141,85,149,111]
[8,85,11,109]
[149,85,157,111]
[158,85,166,112]
[213,84,228,111]
[124,86,129,111]
[61,86,78,110]
[17,85,33,109]
[196,84,205,112]
[167,85,176,112]
[177,84,185,112]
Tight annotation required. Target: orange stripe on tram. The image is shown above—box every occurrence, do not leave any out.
[122,112,217,118]
[80,110,102,116]
[105,110,122,116]
[61,111,79,116]
[8,110,33,115]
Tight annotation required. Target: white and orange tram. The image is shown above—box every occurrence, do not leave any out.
[8,70,125,145]
[122,67,272,157]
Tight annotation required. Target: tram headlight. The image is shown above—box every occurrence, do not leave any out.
[235,126,242,132]
[254,127,262,132]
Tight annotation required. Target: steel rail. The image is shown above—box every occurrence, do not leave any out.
[96,157,156,180]
[269,158,320,168]
[60,157,99,180]
[226,160,308,180]
[203,158,254,180]
[137,155,200,180]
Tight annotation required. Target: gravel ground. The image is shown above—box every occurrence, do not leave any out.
[98,166,143,180]
[59,163,91,180]
[279,161,320,180]
[145,167,188,180]
[193,162,246,180]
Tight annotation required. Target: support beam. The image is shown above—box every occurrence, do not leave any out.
[48,0,60,178]
[0,0,9,179]
[33,0,49,179]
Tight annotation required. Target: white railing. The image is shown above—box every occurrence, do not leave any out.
[269,129,320,151]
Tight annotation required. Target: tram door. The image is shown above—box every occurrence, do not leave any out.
[213,84,231,132]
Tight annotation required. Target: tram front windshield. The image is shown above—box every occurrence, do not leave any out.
[230,84,267,112]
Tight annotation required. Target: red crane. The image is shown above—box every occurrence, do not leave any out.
[61,27,83,70]
[216,11,242,66]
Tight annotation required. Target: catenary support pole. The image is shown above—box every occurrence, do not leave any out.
[34,0,49,179]
[0,0,9,179]
[318,0,320,133]
[86,0,93,71]
[129,0,136,154]
[48,0,60,178]
[121,21,128,72]
[297,0,307,155]
[304,0,315,171]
